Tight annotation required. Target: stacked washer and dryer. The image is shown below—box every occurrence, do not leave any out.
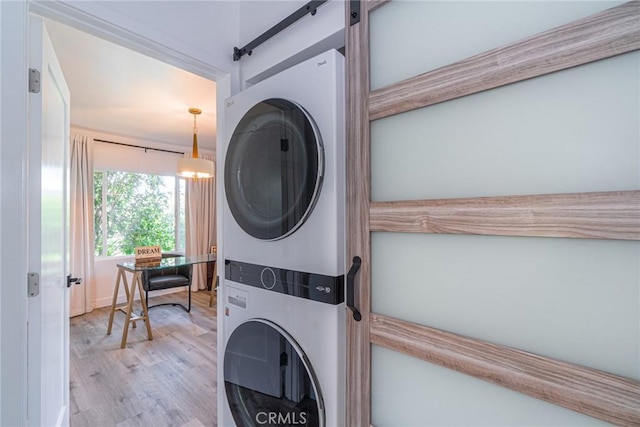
[220,50,345,427]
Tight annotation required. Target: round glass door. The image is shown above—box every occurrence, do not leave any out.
[224,319,324,427]
[225,98,324,240]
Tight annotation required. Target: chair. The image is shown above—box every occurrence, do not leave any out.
[141,253,193,312]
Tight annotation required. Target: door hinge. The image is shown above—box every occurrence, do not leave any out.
[29,68,41,93]
[28,272,39,297]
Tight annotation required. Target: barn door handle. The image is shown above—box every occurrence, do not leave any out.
[67,275,82,288]
[346,256,362,321]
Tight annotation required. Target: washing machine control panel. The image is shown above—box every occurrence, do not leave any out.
[260,267,277,290]
[225,259,344,305]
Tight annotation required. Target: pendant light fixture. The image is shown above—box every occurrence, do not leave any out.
[177,107,214,179]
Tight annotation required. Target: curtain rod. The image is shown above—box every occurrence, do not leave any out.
[94,138,185,156]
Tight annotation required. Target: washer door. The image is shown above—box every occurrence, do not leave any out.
[225,98,324,241]
[224,319,324,427]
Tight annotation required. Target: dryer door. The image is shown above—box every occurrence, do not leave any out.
[225,98,324,241]
[224,319,324,427]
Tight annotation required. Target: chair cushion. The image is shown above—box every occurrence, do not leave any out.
[146,274,189,291]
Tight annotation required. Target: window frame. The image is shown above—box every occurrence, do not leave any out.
[93,169,186,259]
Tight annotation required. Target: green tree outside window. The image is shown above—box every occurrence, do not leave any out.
[94,171,184,257]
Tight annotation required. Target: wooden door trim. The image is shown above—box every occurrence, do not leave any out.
[370,313,640,427]
[369,1,640,121]
[370,190,640,240]
[346,2,372,426]
[366,0,388,13]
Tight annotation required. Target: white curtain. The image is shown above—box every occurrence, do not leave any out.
[69,134,96,317]
[185,155,216,290]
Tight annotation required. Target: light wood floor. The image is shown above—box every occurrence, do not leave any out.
[70,291,217,427]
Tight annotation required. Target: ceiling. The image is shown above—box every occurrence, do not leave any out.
[45,19,218,152]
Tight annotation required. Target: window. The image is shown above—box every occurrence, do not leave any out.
[94,171,186,257]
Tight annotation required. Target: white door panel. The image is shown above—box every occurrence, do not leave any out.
[27,15,71,427]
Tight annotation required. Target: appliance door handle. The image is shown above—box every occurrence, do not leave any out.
[346,256,362,321]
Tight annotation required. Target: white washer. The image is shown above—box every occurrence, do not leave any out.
[222,49,344,277]
[220,260,345,427]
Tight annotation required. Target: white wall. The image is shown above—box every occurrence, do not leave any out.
[0,2,29,425]
[236,0,344,87]
[80,126,215,167]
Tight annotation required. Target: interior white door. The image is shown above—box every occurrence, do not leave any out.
[27,15,71,427]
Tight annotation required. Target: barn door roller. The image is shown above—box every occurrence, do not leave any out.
[350,0,361,26]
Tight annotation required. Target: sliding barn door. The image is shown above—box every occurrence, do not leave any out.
[345,1,640,425]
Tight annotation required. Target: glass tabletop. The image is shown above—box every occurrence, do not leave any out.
[117,253,216,271]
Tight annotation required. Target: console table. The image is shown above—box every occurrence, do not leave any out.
[106,253,216,348]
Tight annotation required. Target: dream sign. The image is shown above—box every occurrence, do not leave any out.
[134,246,162,260]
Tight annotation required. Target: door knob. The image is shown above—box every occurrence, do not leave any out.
[67,275,82,288]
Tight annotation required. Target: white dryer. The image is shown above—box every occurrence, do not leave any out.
[222,49,344,277]
[221,260,345,427]
[220,49,346,427]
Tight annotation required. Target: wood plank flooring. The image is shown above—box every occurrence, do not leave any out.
[70,291,217,427]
